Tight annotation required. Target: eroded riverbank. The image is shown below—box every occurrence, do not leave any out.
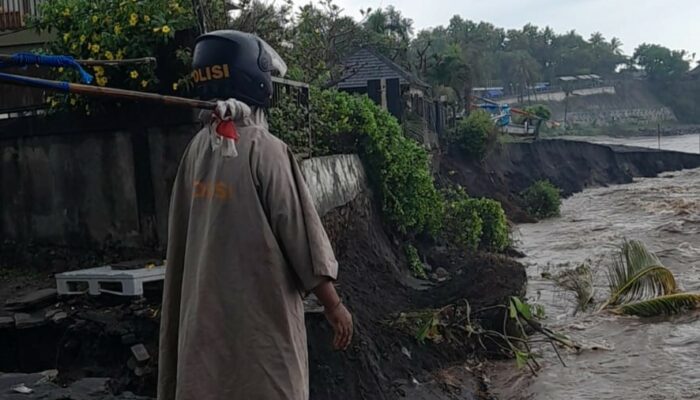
[488,167,700,400]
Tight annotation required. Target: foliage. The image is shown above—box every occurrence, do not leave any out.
[473,198,510,252]
[523,104,552,121]
[605,240,677,307]
[267,95,311,154]
[614,293,700,317]
[599,240,700,317]
[405,244,427,279]
[408,21,628,104]
[354,95,443,235]
[442,192,483,253]
[32,0,194,106]
[390,298,577,373]
[452,110,494,160]
[521,180,561,219]
[551,264,595,312]
[632,43,690,82]
[268,89,442,235]
[441,187,509,253]
[361,5,413,65]
[230,0,295,74]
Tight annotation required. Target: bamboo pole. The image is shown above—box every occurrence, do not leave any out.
[0,54,157,67]
[0,72,216,110]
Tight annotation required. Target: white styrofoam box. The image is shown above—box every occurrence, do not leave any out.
[56,265,165,296]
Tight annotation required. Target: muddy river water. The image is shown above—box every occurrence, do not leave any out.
[489,140,700,399]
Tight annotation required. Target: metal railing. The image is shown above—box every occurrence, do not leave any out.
[0,0,41,31]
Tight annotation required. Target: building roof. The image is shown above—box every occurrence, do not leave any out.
[688,65,700,78]
[336,47,430,90]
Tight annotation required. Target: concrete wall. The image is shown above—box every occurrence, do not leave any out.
[500,81,677,128]
[0,110,367,248]
[499,86,616,105]
[300,154,367,217]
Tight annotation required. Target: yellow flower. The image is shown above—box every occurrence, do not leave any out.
[114,24,122,35]
[129,13,138,26]
[62,8,70,17]
[97,77,108,86]
[91,15,98,23]
[70,98,77,105]
[58,67,64,72]
[62,33,70,42]
[79,34,86,43]
[71,43,77,50]
[93,66,104,76]
[172,82,178,91]
[161,25,171,34]
[141,80,148,88]
[143,15,150,23]
[153,27,161,33]
[115,50,124,60]
[130,70,139,79]
[90,44,100,53]
[51,99,59,108]
[104,51,114,60]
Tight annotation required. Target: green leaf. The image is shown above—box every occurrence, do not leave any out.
[614,293,700,317]
[510,297,532,320]
[603,240,678,309]
[416,314,436,344]
[515,350,528,369]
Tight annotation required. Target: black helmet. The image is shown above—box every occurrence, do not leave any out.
[191,30,286,107]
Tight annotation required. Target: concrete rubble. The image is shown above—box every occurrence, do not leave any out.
[0,371,152,399]
[13,312,47,329]
[4,289,57,311]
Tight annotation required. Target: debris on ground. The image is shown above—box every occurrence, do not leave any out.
[5,289,57,311]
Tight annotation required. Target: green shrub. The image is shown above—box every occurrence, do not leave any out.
[453,110,494,160]
[442,187,510,253]
[474,198,510,252]
[523,104,552,121]
[267,95,311,153]
[521,180,561,219]
[32,0,194,112]
[442,189,483,252]
[405,244,427,279]
[269,89,443,235]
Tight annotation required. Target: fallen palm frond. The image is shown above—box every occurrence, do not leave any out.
[599,240,700,317]
[612,293,700,317]
[552,264,595,312]
[603,240,678,308]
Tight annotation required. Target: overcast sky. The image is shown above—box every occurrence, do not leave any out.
[321,0,699,58]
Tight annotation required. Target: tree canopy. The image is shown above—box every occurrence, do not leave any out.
[229,1,685,101]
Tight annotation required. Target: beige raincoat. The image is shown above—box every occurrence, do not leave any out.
[158,109,338,400]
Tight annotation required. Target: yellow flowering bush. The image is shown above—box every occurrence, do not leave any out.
[31,0,194,111]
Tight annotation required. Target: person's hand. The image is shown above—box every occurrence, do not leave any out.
[324,302,353,350]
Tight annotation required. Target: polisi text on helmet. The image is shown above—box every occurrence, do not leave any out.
[192,64,231,83]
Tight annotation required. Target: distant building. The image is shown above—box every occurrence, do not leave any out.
[472,87,505,99]
[335,47,448,136]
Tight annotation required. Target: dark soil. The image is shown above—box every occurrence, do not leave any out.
[439,140,700,222]
[1,189,528,400]
[308,192,525,400]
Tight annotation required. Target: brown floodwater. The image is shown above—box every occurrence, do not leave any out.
[488,166,700,400]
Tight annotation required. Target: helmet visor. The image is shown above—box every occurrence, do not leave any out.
[259,38,287,77]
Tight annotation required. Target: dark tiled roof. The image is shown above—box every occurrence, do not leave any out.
[689,65,700,77]
[336,47,430,89]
